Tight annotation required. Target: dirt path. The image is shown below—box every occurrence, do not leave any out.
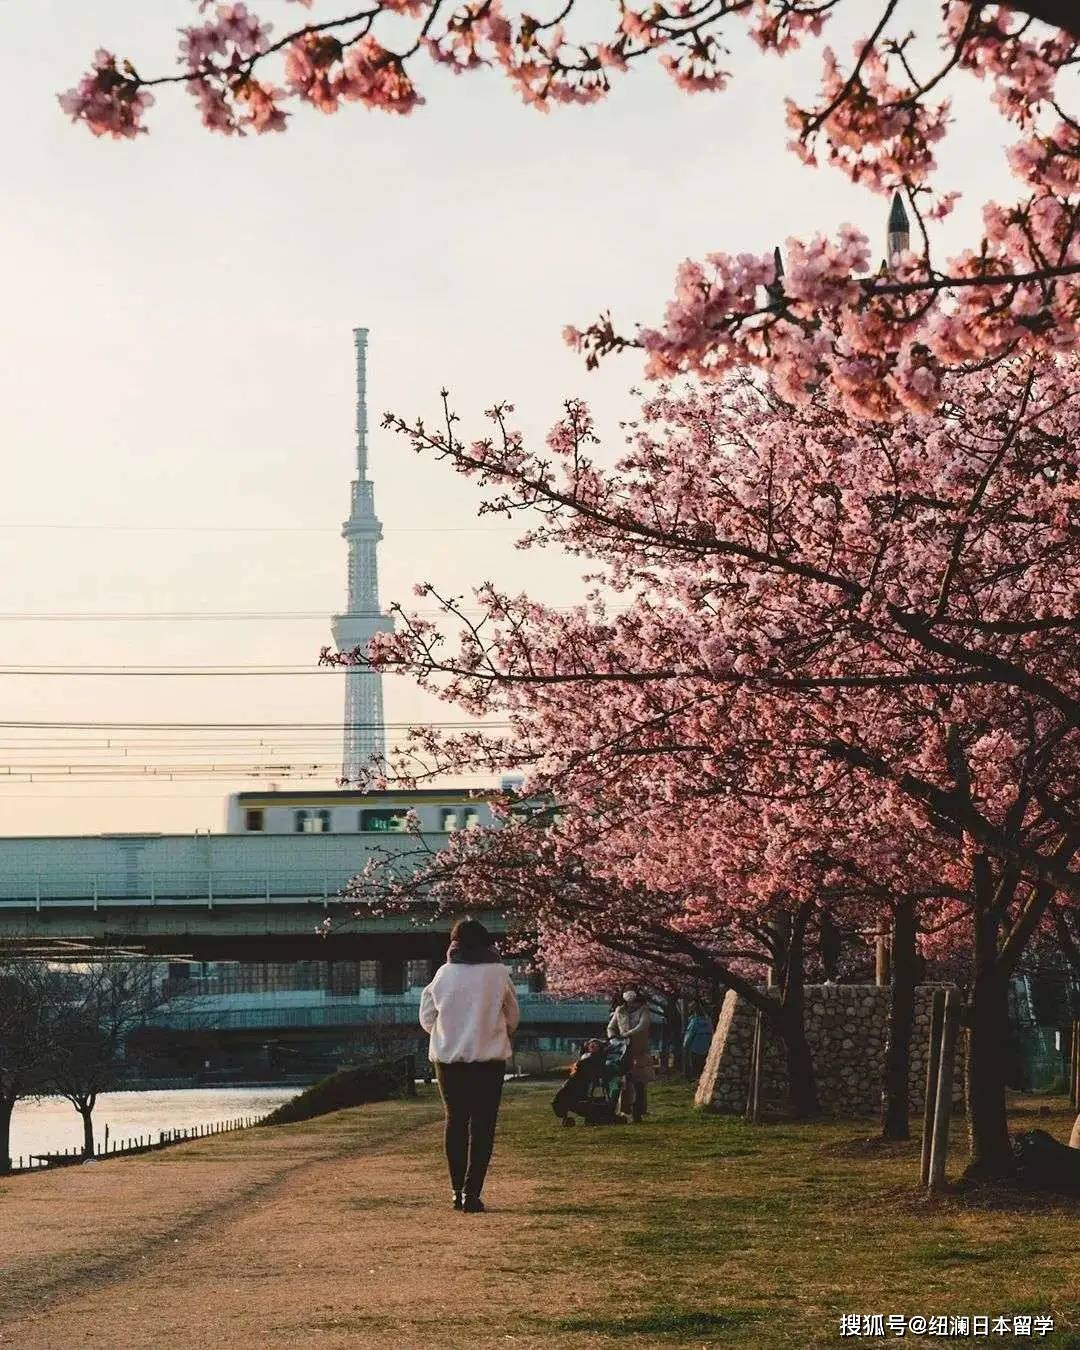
[0,1089,598,1350]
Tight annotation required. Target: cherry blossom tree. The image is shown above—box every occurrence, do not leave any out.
[324,350,1077,1170]
[65,4,1078,420]
[335,803,873,1117]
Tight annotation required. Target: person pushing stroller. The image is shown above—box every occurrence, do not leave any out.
[607,989,653,1123]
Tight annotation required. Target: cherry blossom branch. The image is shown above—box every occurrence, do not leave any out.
[825,737,1080,902]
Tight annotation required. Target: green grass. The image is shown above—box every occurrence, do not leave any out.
[556,1308,764,1337]
[490,1082,1080,1349]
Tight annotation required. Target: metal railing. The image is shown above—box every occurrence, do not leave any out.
[0,869,365,906]
[152,993,610,1033]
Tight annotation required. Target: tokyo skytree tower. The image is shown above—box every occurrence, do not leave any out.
[331,328,394,781]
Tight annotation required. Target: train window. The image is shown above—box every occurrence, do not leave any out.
[294,809,331,833]
[378,960,405,996]
[244,808,264,832]
[360,809,406,832]
[407,958,434,987]
[463,808,481,830]
[440,808,459,832]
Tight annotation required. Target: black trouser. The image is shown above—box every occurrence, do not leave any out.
[632,1080,648,1122]
[434,1060,505,1198]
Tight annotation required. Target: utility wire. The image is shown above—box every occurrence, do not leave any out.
[0,606,612,620]
[0,523,518,534]
[0,719,508,730]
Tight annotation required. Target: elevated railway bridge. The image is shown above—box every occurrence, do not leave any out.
[0,831,499,963]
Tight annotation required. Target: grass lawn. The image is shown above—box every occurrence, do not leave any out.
[500,1080,1080,1348]
[2,1078,1076,1348]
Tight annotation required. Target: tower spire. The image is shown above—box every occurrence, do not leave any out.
[354,326,369,482]
[765,244,784,305]
[886,191,910,271]
[331,328,394,782]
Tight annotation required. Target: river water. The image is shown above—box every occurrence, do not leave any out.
[8,1087,298,1166]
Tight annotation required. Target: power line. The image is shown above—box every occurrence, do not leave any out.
[0,794,239,800]
[0,772,502,783]
[0,523,518,534]
[0,612,348,621]
[0,667,345,677]
[0,606,609,620]
[0,719,509,730]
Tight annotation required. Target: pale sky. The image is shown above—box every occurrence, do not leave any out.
[0,1,1017,835]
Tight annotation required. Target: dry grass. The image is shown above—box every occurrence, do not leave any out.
[0,1082,1077,1348]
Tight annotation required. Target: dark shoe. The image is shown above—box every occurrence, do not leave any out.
[452,1191,464,1210]
[462,1195,485,1213]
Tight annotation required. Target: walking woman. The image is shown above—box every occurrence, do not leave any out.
[419,918,519,1213]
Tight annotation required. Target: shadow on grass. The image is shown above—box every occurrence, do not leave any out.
[910,1240,997,1266]
[555,1308,764,1338]
[624,1223,749,1257]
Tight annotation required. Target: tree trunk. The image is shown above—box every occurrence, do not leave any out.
[818,909,843,981]
[779,1003,820,1120]
[779,903,820,1120]
[663,995,682,1071]
[964,908,1015,1179]
[881,898,917,1141]
[79,1103,96,1158]
[0,1094,14,1173]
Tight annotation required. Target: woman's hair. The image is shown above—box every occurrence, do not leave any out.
[450,917,492,950]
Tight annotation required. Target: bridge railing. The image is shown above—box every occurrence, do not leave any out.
[0,868,370,906]
[152,993,610,1032]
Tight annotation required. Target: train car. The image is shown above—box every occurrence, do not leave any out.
[223,784,520,836]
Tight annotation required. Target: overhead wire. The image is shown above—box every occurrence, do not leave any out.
[0,522,519,534]
[0,719,510,729]
[0,605,619,620]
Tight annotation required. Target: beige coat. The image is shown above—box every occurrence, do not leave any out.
[607,1003,655,1083]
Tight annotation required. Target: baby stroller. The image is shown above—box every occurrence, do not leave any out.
[551,1037,630,1126]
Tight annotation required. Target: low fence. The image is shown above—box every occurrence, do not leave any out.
[7,1111,271,1175]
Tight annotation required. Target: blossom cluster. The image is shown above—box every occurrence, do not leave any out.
[63,3,1078,417]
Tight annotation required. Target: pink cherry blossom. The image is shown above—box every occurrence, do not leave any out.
[58,51,154,140]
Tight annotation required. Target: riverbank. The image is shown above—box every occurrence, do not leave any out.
[110,1077,319,1092]
[1,1084,1077,1348]
[7,1086,297,1165]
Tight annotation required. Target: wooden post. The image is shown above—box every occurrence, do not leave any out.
[919,990,947,1187]
[745,1009,764,1123]
[928,989,961,1193]
[744,1012,756,1119]
[875,926,891,987]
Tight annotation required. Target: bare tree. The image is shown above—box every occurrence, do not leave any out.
[0,960,53,1173]
[45,962,173,1158]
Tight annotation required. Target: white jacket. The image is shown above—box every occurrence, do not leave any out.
[419,961,520,1064]
[607,1003,655,1082]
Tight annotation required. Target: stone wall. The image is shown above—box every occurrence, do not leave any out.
[694,983,961,1117]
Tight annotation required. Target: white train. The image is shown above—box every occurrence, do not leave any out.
[223,785,515,836]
